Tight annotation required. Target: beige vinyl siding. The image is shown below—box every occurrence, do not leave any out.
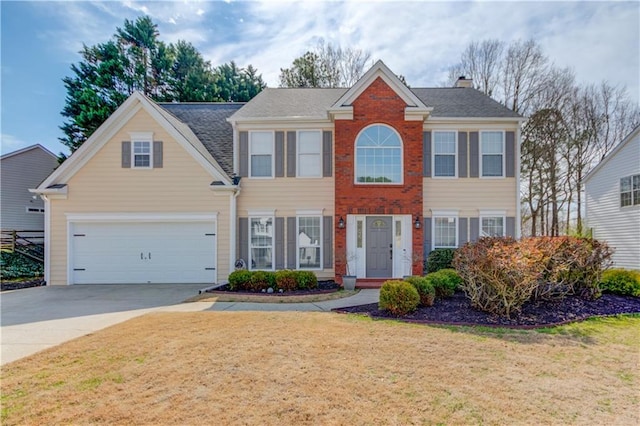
[585,133,640,270]
[237,178,335,278]
[48,108,231,285]
[423,178,517,217]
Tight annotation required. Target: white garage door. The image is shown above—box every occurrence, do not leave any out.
[70,221,216,284]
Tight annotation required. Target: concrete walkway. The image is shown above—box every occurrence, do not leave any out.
[1,286,378,365]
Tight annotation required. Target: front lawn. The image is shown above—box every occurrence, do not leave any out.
[2,312,638,425]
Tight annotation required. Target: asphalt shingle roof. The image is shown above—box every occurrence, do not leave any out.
[159,103,244,177]
[412,88,521,118]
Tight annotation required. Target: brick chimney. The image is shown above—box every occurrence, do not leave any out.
[455,76,473,88]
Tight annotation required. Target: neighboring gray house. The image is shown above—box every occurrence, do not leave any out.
[585,125,640,270]
[1,144,58,230]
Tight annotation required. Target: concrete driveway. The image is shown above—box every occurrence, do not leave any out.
[0,284,210,365]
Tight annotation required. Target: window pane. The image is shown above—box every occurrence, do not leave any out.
[298,154,321,177]
[633,175,640,190]
[299,131,321,154]
[250,217,273,270]
[434,155,455,177]
[482,154,502,176]
[621,177,632,192]
[434,217,456,248]
[133,141,150,153]
[298,217,321,269]
[134,155,150,167]
[356,125,402,183]
[621,192,632,207]
[251,132,272,154]
[633,190,640,205]
[482,132,503,153]
[434,132,455,154]
[482,217,504,237]
[251,155,271,177]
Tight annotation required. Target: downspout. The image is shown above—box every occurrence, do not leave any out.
[41,194,51,284]
[229,183,241,275]
[516,123,522,239]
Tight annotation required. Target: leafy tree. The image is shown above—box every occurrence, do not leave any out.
[60,16,265,154]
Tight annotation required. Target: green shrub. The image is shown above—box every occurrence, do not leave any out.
[428,269,462,298]
[294,270,318,290]
[404,276,435,307]
[275,270,297,291]
[379,280,420,316]
[600,269,640,297]
[426,249,456,273]
[228,269,252,291]
[249,271,275,292]
[0,251,44,280]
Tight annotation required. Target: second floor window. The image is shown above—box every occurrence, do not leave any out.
[133,141,151,168]
[250,132,273,177]
[621,174,640,207]
[481,131,504,177]
[355,124,402,184]
[433,131,456,177]
[298,131,322,177]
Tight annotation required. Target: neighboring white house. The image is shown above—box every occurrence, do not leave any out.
[1,144,58,230]
[585,125,640,270]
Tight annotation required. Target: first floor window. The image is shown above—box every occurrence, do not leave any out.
[481,216,505,237]
[250,217,273,269]
[481,131,504,177]
[433,131,456,177]
[434,217,457,249]
[298,216,321,269]
[298,131,322,177]
[620,174,640,207]
[250,132,273,177]
[133,141,151,168]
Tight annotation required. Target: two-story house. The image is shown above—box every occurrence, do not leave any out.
[33,61,522,285]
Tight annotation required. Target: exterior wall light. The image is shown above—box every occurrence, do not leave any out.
[414,215,421,229]
[338,216,345,229]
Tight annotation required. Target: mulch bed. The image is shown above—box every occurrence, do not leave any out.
[1,278,46,292]
[336,292,640,328]
[208,280,340,296]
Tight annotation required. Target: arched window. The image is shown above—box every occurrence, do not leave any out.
[355,124,402,184]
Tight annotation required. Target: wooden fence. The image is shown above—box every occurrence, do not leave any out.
[0,230,45,263]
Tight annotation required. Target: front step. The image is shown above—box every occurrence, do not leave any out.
[356,278,393,289]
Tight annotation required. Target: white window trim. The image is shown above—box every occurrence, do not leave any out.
[296,215,323,270]
[432,214,459,250]
[249,131,275,179]
[248,215,275,271]
[432,130,458,179]
[354,124,404,185]
[296,130,322,178]
[131,140,153,169]
[479,130,505,179]
[620,174,640,207]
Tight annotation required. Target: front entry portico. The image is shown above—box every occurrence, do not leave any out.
[346,214,413,279]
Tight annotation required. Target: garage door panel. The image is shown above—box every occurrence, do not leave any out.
[71,221,216,284]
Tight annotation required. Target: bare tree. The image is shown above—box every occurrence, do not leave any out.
[501,39,548,115]
[447,39,504,97]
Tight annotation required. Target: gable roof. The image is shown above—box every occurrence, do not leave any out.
[584,124,640,183]
[159,103,244,176]
[1,144,57,161]
[36,92,234,191]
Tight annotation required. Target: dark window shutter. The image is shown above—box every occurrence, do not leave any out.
[153,141,163,168]
[505,131,515,178]
[469,132,479,178]
[506,216,516,238]
[458,132,468,178]
[470,217,480,242]
[423,217,432,254]
[238,217,248,263]
[458,217,468,246]
[275,217,285,269]
[122,141,131,168]
[239,132,248,177]
[275,132,285,177]
[323,216,333,269]
[322,131,332,177]
[287,132,296,177]
[423,131,432,177]
[287,217,296,268]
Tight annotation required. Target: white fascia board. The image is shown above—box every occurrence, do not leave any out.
[426,117,525,125]
[209,184,239,193]
[584,125,640,183]
[405,107,433,121]
[0,144,57,161]
[29,186,67,199]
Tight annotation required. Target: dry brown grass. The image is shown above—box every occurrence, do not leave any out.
[2,313,638,425]
[185,289,358,303]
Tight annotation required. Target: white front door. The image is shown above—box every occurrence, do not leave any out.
[70,221,216,284]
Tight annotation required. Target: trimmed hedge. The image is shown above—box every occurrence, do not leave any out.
[404,276,435,307]
[379,280,420,315]
[427,269,462,299]
[600,269,640,297]
[426,249,456,273]
[227,270,318,292]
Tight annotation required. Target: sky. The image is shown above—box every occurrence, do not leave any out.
[1,0,639,156]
